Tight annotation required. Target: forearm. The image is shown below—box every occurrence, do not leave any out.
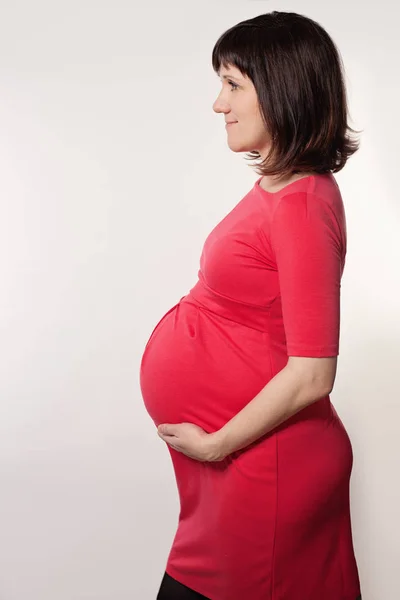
[214,363,331,459]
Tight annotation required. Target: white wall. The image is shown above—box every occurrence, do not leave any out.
[0,1,398,598]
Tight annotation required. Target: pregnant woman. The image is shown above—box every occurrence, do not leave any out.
[140,10,362,600]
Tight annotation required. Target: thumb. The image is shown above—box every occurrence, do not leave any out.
[158,424,173,435]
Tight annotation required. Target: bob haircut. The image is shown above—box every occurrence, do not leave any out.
[212,11,361,177]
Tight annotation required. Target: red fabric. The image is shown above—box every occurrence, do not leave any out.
[140,173,361,600]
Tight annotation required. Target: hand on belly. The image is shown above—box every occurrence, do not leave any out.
[157,421,225,462]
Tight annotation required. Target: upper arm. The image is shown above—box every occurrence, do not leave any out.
[287,355,338,395]
[270,191,344,390]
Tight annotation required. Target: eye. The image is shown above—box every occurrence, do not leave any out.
[228,80,239,91]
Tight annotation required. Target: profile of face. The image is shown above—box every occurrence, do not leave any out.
[213,64,271,158]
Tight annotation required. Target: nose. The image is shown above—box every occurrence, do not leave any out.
[212,92,230,114]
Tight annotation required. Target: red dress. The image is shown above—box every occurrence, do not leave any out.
[139,173,361,600]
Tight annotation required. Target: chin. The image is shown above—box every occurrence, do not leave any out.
[227,141,251,153]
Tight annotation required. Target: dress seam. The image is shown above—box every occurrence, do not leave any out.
[270,431,278,600]
[263,315,278,600]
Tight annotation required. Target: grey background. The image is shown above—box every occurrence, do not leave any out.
[0,0,398,598]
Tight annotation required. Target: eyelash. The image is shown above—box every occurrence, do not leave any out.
[228,80,239,91]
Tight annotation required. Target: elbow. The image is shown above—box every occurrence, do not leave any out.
[322,382,334,398]
[309,373,334,400]
[304,380,332,407]
[313,374,335,399]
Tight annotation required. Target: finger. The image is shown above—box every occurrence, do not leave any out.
[168,443,181,452]
[158,432,178,443]
[158,424,176,436]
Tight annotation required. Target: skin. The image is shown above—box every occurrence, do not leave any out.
[157,63,338,461]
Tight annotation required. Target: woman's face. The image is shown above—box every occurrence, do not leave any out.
[213,64,271,157]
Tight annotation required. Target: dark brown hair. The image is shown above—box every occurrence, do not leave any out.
[212,11,361,177]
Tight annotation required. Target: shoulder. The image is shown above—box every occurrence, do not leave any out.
[272,174,346,234]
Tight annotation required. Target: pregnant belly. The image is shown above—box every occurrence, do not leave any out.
[139,299,273,431]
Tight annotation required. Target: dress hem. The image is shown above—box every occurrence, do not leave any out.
[165,564,361,600]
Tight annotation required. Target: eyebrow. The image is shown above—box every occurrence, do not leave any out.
[218,74,242,81]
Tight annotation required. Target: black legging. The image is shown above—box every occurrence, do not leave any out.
[156,571,362,600]
[156,572,210,599]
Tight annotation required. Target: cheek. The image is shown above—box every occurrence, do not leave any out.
[254,116,270,141]
[246,119,269,141]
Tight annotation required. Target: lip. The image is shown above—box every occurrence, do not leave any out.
[225,122,238,127]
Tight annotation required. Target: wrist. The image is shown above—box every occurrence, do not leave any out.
[209,427,230,461]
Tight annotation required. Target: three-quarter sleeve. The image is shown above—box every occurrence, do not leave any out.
[270,192,345,357]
